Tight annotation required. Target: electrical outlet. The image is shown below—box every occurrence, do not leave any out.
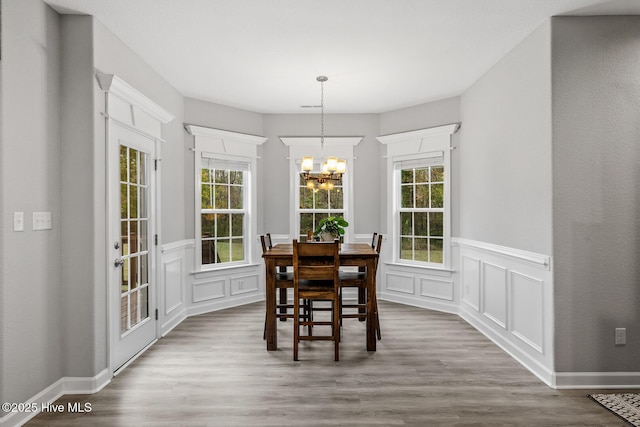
[615,328,626,345]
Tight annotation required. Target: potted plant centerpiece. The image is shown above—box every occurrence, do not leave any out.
[314,216,349,242]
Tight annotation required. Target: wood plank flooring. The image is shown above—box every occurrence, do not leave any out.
[27,301,627,426]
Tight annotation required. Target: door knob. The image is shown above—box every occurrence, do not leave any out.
[114,258,125,268]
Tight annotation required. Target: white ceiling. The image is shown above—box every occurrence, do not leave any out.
[44,0,640,114]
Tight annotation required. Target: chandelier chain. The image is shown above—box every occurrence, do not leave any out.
[320,78,325,154]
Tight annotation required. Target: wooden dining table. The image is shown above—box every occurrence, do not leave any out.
[262,242,379,352]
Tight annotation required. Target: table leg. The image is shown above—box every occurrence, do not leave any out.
[265,259,277,350]
[366,258,376,351]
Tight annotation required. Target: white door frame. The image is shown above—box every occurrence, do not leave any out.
[98,73,174,375]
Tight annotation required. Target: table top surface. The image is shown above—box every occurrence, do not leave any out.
[262,242,378,257]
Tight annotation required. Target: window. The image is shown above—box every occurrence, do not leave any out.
[398,161,445,265]
[200,159,248,266]
[298,172,344,241]
[379,124,458,270]
[281,137,361,242]
[187,125,265,271]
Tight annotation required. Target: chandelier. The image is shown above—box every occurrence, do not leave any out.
[300,76,346,191]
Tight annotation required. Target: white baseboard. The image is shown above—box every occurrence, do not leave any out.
[0,369,110,427]
[553,372,640,389]
[186,293,264,317]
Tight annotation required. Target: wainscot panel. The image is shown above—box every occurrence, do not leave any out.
[419,277,454,301]
[193,277,226,302]
[454,238,554,387]
[461,256,481,311]
[511,271,544,353]
[160,240,191,336]
[482,262,508,329]
[230,274,260,296]
[385,272,415,294]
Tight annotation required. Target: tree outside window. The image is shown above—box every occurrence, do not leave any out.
[399,165,444,264]
[201,166,246,265]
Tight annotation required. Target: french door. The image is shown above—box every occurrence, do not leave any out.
[109,123,158,371]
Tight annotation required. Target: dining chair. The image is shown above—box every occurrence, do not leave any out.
[293,239,340,361]
[339,233,383,340]
[261,234,296,340]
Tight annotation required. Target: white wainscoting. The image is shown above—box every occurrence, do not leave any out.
[160,239,264,332]
[379,237,457,314]
[160,240,191,336]
[454,238,554,386]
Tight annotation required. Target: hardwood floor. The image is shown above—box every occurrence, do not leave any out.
[27,301,627,426]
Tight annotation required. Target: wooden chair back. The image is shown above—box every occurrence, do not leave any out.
[293,240,340,284]
[260,233,273,254]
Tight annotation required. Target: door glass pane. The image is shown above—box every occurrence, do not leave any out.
[121,259,130,293]
[130,290,140,327]
[130,256,139,290]
[139,287,149,320]
[139,152,147,185]
[121,184,128,219]
[119,144,151,336]
[140,220,148,252]
[121,296,128,333]
[140,254,148,285]
[120,146,128,182]
[130,185,138,218]
[121,221,129,256]
[130,150,138,184]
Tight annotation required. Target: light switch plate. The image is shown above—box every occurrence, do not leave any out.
[33,212,52,231]
[13,212,24,232]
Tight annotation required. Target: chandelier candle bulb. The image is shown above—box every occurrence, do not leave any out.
[301,156,314,172]
[326,156,338,172]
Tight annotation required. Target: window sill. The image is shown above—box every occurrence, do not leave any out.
[383,261,454,275]
[192,262,261,278]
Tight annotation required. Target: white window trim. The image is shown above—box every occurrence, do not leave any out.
[281,137,361,241]
[186,125,266,271]
[378,123,459,270]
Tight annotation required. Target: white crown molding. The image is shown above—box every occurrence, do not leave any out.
[280,136,363,147]
[377,123,460,145]
[96,73,175,124]
[185,124,267,145]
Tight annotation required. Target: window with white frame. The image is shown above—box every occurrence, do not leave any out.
[200,158,248,266]
[187,125,265,271]
[281,137,361,242]
[379,124,458,270]
[397,158,445,265]
[297,168,344,241]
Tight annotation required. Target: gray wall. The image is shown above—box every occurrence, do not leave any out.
[1,0,64,404]
[551,16,640,372]
[459,21,553,255]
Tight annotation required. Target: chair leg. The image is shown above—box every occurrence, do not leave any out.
[293,296,299,361]
[358,288,366,321]
[333,299,340,361]
[373,293,381,340]
[279,288,288,321]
